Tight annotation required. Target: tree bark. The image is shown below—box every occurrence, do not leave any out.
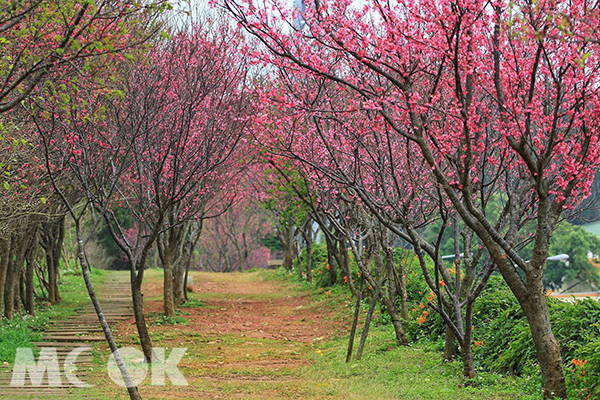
[174,246,188,305]
[341,245,356,297]
[75,226,143,400]
[24,233,37,316]
[4,234,21,319]
[520,284,566,399]
[131,271,154,363]
[323,234,338,286]
[278,227,295,272]
[374,242,408,346]
[460,338,475,379]
[346,274,364,362]
[356,282,380,360]
[444,325,459,360]
[40,217,65,305]
[157,225,184,317]
[0,237,11,320]
[163,261,175,317]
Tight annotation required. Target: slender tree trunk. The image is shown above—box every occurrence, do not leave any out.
[153,246,159,270]
[76,230,143,400]
[395,254,410,320]
[460,339,475,379]
[18,266,25,314]
[283,244,294,271]
[24,234,37,316]
[157,225,182,318]
[13,270,22,315]
[346,274,364,362]
[324,234,338,286]
[375,243,408,346]
[183,249,191,301]
[47,248,59,304]
[4,235,21,320]
[41,218,64,305]
[0,238,10,320]
[173,253,186,305]
[341,245,356,297]
[173,233,189,305]
[356,284,380,360]
[163,253,176,318]
[131,272,154,363]
[278,229,294,272]
[381,294,408,345]
[296,239,303,280]
[305,233,313,283]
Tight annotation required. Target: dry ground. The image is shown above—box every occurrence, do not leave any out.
[87,270,351,400]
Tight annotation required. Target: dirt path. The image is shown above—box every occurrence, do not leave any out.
[133,270,349,399]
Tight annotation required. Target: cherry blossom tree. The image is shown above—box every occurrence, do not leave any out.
[29,16,252,387]
[223,0,600,396]
[198,197,273,272]
[0,0,168,113]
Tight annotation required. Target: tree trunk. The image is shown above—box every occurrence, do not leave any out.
[40,217,64,305]
[279,229,294,272]
[521,286,566,399]
[346,275,364,362]
[24,234,37,316]
[296,239,303,280]
[75,228,143,400]
[493,243,567,398]
[157,221,187,317]
[460,338,475,379]
[341,245,356,297]
[183,259,190,301]
[173,250,187,305]
[395,254,410,321]
[0,238,10,320]
[4,234,23,320]
[324,234,338,286]
[375,242,408,346]
[444,325,459,360]
[131,272,154,363]
[162,247,176,318]
[356,283,380,360]
[305,233,313,283]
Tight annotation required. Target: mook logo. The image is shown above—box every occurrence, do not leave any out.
[10,347,188,388]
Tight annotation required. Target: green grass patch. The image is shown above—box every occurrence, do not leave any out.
[302,326,540,400]
[0,267,107,363]
[180,299,206,308]
[147,311,188,326]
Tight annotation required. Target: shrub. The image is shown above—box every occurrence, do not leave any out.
[474,285,600,396]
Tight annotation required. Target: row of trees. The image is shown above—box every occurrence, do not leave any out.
[2,0,600,399]
[0,0,172,323]
[221,0,600,398]
[1,2,260,399]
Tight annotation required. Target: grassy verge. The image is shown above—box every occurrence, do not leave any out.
[0,267,106,363]
[83,268,540,399]
[263,267,541,399]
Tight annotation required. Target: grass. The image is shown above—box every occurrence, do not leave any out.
[2,267,542,399]
[82,268,540,399]
[263,268,542,400]
[302,327,540,399]
[0,267,106,363]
